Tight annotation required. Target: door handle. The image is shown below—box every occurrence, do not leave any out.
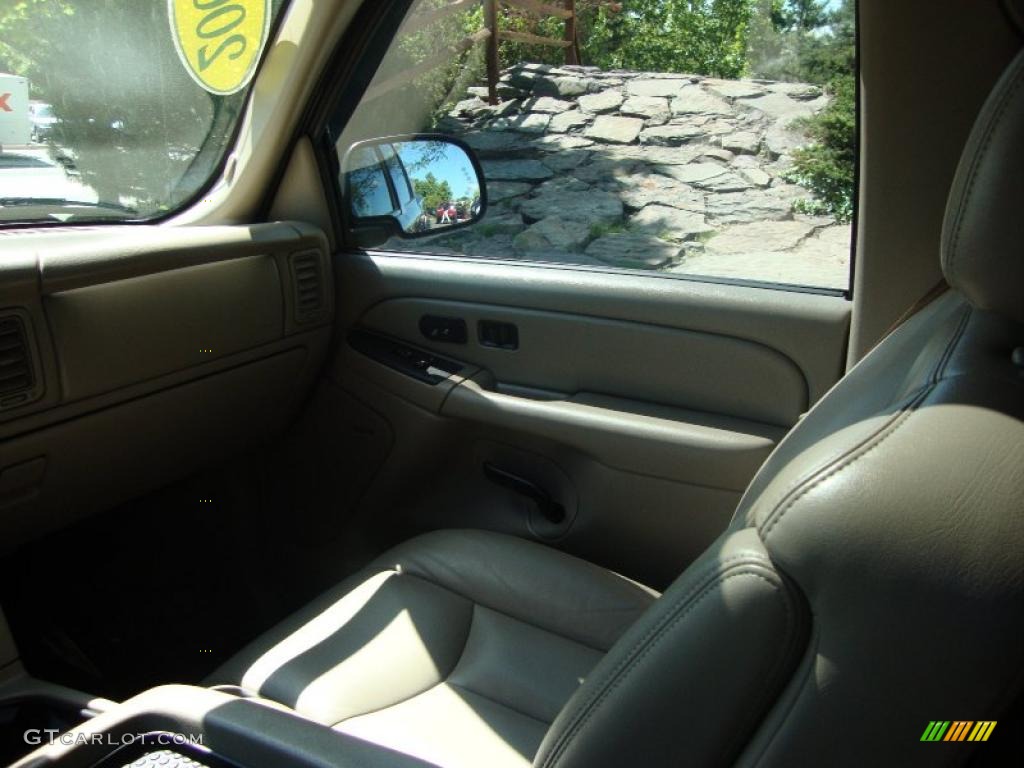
[483,462,565,524]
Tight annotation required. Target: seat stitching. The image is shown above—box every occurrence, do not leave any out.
[538,554,773,765]
[759,304,970,537]
[542,552,760,719]
[540,562,777,768]
[543,569,784,768]
[715,569,803,766]
[760,392,927,538]
[744,625,822,767]
[949,55,1024,278]
[446,681,552,727]
[929,304,971,384]
[401,573,628,655]
[538,556,758,766]
[328,679,451,729]
[328,603,553,732]
[328,598,477,727]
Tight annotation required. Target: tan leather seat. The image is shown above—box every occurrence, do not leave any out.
[211,530,656,768]
[213,50,1024,767]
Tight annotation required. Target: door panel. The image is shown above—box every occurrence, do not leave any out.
[360,298,807,426]
[46,256,284,401]
[0,222,334,552]
[313,251,850,587]
[442,382,783,489]
[338,252,849,405]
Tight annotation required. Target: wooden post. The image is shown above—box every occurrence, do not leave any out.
[484,0,500,104]
[564,0,578,65]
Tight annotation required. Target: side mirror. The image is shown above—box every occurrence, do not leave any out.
[341,134,487,248]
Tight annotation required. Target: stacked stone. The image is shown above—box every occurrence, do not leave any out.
[411,63,849,288]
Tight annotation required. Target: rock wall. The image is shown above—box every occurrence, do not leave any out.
[409,63,851,290]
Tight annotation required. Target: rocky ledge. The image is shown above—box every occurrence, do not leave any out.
[398,63,851,289]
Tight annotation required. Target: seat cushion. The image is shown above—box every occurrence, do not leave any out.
[209,530,658,768]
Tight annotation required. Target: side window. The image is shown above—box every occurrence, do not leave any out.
[335,0,856,292]
[348,146,395,218]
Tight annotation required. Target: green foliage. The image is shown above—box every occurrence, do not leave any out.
[384,1,488,120]
[413,171,453,213]
[778,0,857,222]
[579,0,755,77]
[747,0,833,80]
[775,0,827,31]
[589,220,627,239]
[0,0,76,77]
[4,0,857,223]
[785,72,856,221]
[392,0,758,87]
[503,0,753,78]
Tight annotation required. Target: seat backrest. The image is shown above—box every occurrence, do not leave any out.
[534,50,1024,768]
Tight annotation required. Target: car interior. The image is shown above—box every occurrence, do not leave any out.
[0,0,1022,766]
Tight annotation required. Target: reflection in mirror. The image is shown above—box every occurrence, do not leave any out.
[344,137,484,239]
[398,140,482,235]
[348,146,395,220]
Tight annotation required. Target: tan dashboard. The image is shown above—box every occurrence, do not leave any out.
[0,222,334,551]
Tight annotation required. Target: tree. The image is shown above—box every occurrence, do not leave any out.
[0,0,75,77]
[353,0,762,136]
[782,0,857,222]
[745,0,836,81]
[777,0,828,31]
[785,73,855,221]
[405,1,757,80]
[579,0,756,78]
[413,172,453,213]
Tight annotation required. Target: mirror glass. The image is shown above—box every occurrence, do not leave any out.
[345,138,484,237]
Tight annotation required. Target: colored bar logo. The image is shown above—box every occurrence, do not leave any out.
[920,721,997,742]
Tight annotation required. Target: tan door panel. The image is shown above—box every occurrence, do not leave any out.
[359,297,808,427]
[443,378,784,490]
[46,256,284,402]
[0,222,334,551]
[321,252,850,584]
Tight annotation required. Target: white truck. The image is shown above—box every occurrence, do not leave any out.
[0,73,31,152]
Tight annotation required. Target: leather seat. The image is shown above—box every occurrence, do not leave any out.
[211,529,657,768]
[212,50,1024,767]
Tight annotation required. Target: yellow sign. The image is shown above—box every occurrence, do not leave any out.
[169,0,270,95]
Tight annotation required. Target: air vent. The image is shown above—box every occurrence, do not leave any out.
[0,315,34,407]
[289,250,324,322]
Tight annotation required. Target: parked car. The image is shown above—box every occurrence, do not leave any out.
[27,102,58,143]
[344,141,424,234]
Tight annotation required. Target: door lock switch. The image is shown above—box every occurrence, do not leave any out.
[420,315,468,344]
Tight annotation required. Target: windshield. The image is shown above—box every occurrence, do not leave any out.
[0,0,289,224]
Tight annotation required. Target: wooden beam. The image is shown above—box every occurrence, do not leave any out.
[501,0,573,20]
[364,28,492,103]
[564,0,578,65]
[484,0,501,104]
[498,29,573,47]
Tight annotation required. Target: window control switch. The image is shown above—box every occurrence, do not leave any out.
[349,329,464,385]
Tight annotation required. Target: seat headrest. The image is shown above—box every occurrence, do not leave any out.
[942,49,1024,324]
